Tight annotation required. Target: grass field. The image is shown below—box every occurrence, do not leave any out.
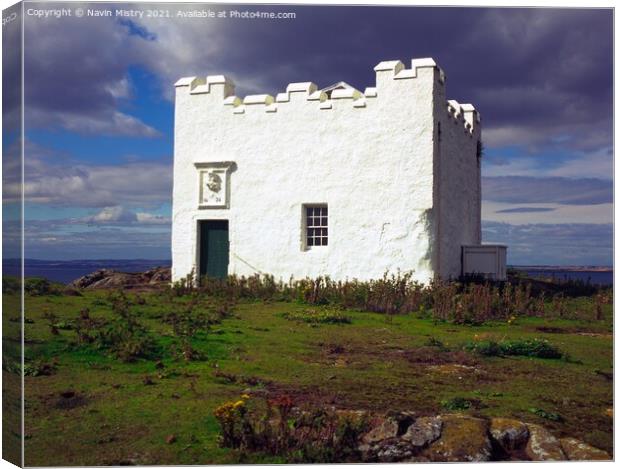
[3,282,613,465]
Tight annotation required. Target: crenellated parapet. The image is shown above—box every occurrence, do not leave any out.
[174,58,479,125]
[446,99,480,136]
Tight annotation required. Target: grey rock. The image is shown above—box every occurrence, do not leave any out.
[559,437,610,461]
[361,417,399,444]
[489,417,529,452]
[525,424,566,461]
[402,416,443,447]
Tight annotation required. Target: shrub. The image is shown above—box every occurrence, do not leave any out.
[214,394,369,462]
[42,311,60,335]
[83,291,160,362]
[425,336,446,349]
[500,338,563,359]
[172,269,196,297]
[23,359,57,376]
[165,302,211,361]
[97,321,159,363]
[528,407,563,422]
[163,272,608,325]
[25,277,59,296]
[2,276,20,294]
[73,308,106,345]
[464,338,563,359]
[441,396,473,411]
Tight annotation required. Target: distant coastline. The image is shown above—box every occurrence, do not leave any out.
[512,265,613,273]
[2,259,613,286]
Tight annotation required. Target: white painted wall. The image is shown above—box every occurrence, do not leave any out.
[434,89,483,279]
[171,58,481,283]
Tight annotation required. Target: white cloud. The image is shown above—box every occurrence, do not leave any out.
[83,206,138,224]
[80,206,171,225]
[546,148,613,180]
[1,141,173,208]
[136,212,171,224]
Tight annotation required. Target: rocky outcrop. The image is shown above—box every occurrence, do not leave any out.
[69,267,170,290]
[560,437,611,461]
[353,412,609,462]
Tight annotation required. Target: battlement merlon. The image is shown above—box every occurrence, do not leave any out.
[374,58,445,90]
[174,75,235,99]
[447,100,481,135]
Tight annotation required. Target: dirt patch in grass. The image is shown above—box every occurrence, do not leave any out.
[52,390,89,410]
[265,382,341,408]
[311,342,480,369]
[404,347,479,367]
[534,326,566,334]
[576,332,612,338]
[534,326,611,338]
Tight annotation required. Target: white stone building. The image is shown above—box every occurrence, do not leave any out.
[172,57,506,283]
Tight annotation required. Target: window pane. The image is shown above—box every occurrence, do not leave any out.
[304,204,328,248]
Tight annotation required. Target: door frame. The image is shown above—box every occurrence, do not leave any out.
[196,218,230,280]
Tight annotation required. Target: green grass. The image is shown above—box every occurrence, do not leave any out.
[281,307,352,324]
[5,288,613,465]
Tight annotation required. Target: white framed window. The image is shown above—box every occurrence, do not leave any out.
[303,204,328,248]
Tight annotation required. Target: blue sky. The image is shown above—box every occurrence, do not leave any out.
[3,3,613,265]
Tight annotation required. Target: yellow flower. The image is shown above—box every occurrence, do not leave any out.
[241,394,251,400]
[233,400,245,408]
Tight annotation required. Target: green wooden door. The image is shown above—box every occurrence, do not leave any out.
[199,220,229,279]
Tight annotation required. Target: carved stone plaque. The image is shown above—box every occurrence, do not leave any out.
[195,162,235,209]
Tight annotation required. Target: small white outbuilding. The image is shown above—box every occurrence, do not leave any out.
[171,58,506,283]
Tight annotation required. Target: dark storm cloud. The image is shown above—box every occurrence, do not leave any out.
[482,221,612,266]
[482,176,612,205]
[3,4,22,133]
[21,5,612,148]
[208,7,612,151]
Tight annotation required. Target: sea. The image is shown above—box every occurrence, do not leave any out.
[1,259,614,286]
[3,259,171,285]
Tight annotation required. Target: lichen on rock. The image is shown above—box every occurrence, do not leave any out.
[560,437,610,461]
[489,417,529,453]
[525,423,566,461]
[402,416,443,448]
[422,414,492,462]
